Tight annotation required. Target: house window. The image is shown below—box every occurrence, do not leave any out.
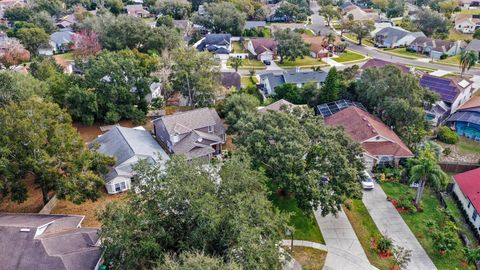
[114,181,127,192]
[469,200,472,208]
[208,125,214,133]
[473,211,478,222]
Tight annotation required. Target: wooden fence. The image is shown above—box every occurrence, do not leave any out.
[439,162,480,174]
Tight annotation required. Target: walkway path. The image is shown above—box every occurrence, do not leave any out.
[314,208,377,270]
[323,57,345,67]
[362,186,437,270]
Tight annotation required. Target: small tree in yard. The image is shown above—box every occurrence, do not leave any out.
[408,149,449,206]
[319,5,340,27]
[275,29,309,63]
[349,20,374,45]
[377,235,393,255]
[230,57,243,72]
[460,50,478,76]
[392,245,412,270]
[72,29,102,58]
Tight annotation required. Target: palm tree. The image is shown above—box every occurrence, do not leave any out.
[326,33,336,55]
[409,150,449,205]
[460,50,478,76]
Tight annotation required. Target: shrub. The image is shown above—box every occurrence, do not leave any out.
[406,47,416,53]
[105,111,121,124]
[440,54,448,60]
[378,235,393,253]
[131,109,146,126]
[81,114,94,126]
[437,126,459,144]
[443,147,452,156]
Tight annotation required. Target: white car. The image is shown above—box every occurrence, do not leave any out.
[361,170,375,190]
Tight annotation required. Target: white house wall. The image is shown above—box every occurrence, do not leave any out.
[453,182,480,232]
[451,85,472,113]
[106,176,131,194]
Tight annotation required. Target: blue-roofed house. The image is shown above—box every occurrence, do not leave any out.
[195,34,232,57]
[90,126,170,194]
[446,96,480,141]
[420,75,474,114]
[374,27,425,48]
[259,69,328,96]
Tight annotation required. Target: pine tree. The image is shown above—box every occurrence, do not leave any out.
[320,67,339,103]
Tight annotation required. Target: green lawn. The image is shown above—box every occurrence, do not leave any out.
[438,55,461,66]
[447,29,472,42]
[458,137,480,155]
[458,9,480,15]
[304,29,315,37]
[232,42,247,53]
[383,48,420,59]
[240,76,258,87]
[343,200,394,270]
[334,50,366,63]
[382,182,474,270]
[272,195,325,244]
[233,59,266,70]
[406,64,437,73]
[55,52,75,61]
[343,34,375,47]
[444,194,478,245]
[276,56,325,68]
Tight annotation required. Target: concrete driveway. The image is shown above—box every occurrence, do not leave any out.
[362,186,437,270]
[314,208,377,270]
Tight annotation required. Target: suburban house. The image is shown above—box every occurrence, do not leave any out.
[153,108,226,160]
[374,27,425,48]
[90,126,170,194]
[125,4,150,17]
[0,213,103,270]
[371,22,394,37]
[258,99,303,113]
[465,39,480,57]
[322,104,414,169]
[342,4,379,21]
[409,37,465,59]
[259,69,328,96]
[247,38,277,61]
[420,74,474,114]
[446,96,480,141]
[459,0,480,9]
[302,35,344,58]
[56,10,97,29]
[453,168,480,235]
[454,14,480,34]
[361,58,410,73]
[220,71,241,90]
[244,20,267,30]
[38,29,75,56]
[195,34,232,56]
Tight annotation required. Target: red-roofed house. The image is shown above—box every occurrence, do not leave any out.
[324,106,414,170]
[247,38,277,62]
[453,168,480,232]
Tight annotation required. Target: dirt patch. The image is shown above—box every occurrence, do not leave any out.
[435,139,480,163]
[73,120,157,143]
[51,190,127,228]
[0,174,52,213]
[224,134,236,151]
[289,246,327,270]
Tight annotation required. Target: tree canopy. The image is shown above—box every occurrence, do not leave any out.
[236,111,364,214]
[0,97,114,205]
[192,2,246,35]
[275,29,309,63]
[98,155,286,270]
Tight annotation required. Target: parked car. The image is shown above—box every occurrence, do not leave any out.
[263,60,271,65]
[361,170,375,190]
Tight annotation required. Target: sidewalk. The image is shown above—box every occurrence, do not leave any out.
[314,208,377,270]
[362,186,437,270]
[323,57,345,67]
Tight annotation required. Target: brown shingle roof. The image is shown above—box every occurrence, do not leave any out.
[324,106,413,157]
[250,38,277,55]
[361,58,410,73]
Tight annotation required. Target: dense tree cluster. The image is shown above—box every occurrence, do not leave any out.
[99,156,286,270]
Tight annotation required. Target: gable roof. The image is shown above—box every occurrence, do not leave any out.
[376,27,425,45]
[465,39,480,52]
[455,13,480,25]
[410,36,458,53]
[0,213,101,270]
[361,58,410,73]
[324,106,413,157]
[302,35,342,53]
[459,96,480,111]
[260,70,328,92]
[420,74,471,103]
[50,29,74,45]
[125,4,149,15]
[250,38,277,55]
[454,168,480,212]
[244,20,266,29]
[91,126,169,166]
[220,72,241,90]
[154,108,225,136]
[258,99,296,113]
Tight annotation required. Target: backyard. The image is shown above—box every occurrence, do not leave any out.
[0,174,51,213]
[334,50,367,63]
[276,56,325,68]
[232,41,247,53]
[382,182,475,270]
[435,138,480,163]
[271,194,325,244]
[343,199,394,270]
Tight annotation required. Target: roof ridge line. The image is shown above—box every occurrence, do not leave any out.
[115,127,136,156]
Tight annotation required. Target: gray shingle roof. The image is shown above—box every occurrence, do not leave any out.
[91,126,169,166]
[466,39,480,51]
[0,213,101,270]
[155,108,225,136]
[244,20,267,29]
[50,29,74,45]
[260,70,328,91]
[410,36,455,52]
[375,27,424,45]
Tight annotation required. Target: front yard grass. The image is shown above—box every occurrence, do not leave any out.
[447,29,472,42]
[343,33,375,47]
[271,195,325,244]
[235,59,266,70]
[334,50,366,63]
[276,56,325,68]
[289,246,327,270]
[232,41,247,53]
[382,182,474,270]
[383,48,420,59]
[343,199,394,270]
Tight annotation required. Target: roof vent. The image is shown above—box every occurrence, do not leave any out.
[20,228,30,232]
[362,117,367,121]
[367,123,372,127]
[372,129,377,133]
